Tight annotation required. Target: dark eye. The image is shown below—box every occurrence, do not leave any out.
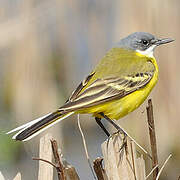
[142,40,149,46]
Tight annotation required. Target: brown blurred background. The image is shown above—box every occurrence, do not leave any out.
[0,0,179,179]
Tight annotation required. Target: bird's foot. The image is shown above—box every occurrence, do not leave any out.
[106,130,127,152]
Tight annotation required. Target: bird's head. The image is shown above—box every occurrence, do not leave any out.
[117,32,174,57]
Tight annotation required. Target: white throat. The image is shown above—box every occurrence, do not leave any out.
[136,45,156,58]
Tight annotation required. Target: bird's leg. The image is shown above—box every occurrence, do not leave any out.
[99,113,126,134]
[99,112,127,147]
[95,117,110,137]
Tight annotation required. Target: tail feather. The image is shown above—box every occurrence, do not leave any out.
[7,111,74,141]
[6,113,52,135]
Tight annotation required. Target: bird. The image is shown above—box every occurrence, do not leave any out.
[7,32,174,141]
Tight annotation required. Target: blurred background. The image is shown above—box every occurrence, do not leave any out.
[0,0,179,179]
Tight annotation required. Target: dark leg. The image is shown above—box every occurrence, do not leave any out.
[99,112,126,136]
[99,113,127,153]
[95,117,110,137]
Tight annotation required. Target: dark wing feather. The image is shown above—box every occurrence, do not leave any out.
[59,72,154,112]
[66,71,95,102]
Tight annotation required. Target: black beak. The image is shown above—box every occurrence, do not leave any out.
[154,38,174,46]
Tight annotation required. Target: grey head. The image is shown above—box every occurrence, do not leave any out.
[116,32,174,56]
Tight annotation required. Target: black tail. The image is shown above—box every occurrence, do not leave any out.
[7,111,74,141]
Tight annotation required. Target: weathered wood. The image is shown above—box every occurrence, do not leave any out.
[13,172,21,180]
[0,172,5,180]
[38,134,53,180]
[63,160,80,180]
[51,139,66,180]
[33,135,79,180]
[51,139,80,180]
[93,157,108,180]
[146,99,159,180]
[101,133,146,180]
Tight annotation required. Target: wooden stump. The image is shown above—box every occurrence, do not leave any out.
[101,133,146,180]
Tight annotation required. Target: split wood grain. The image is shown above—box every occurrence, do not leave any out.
[101,133,146,180]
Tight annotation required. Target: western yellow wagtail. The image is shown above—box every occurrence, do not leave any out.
[7,32,174,141]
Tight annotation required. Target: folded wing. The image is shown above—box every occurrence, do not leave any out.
[59,72,154,112]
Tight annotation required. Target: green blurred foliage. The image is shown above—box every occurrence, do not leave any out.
[0,133,21,165]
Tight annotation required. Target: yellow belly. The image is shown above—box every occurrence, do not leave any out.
[77,70,158,120]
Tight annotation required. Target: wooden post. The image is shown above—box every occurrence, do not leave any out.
[146,99,159,180]
[0,172,5,180]
[51,139,80,180]
[101,133,146,180]
[38,134,53,180]
[93,157,108,180]
[13,172,21,180]
[33,134,80,180]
